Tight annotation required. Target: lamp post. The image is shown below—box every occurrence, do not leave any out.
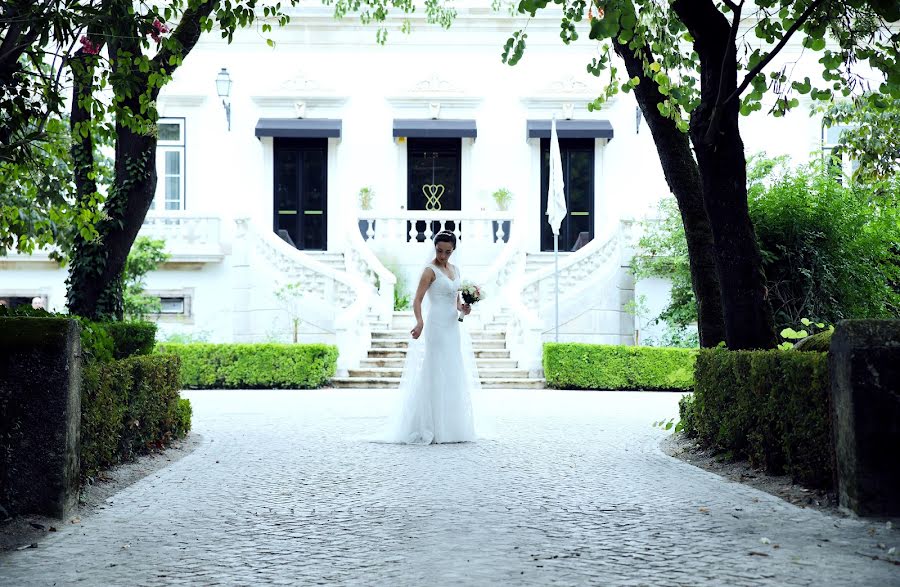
[215,67,232,131]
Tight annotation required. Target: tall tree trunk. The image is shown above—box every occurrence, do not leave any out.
[612,38,726,347]
[672,0,777,350]
[66,0,215,319]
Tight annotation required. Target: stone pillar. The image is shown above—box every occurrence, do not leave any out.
[0,318,82,519]
[829,320,900,517]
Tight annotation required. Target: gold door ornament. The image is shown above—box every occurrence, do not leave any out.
[422,184,445,211]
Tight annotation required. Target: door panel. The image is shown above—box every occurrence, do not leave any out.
[540,138,595,252]
[273,138,327,250]
[407,138,461,241]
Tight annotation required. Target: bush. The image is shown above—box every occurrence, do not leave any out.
[543,343,696,391]
[686,348,833,489]
[156,343,338,389]
[793,329,833,352]
[104,321,158,359]
[80,354,188,477]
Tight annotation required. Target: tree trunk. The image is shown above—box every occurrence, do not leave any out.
[612,38,726,347]
[672,0,777,350]
[66,0,215,319]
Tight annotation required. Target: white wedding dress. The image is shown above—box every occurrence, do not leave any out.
[379,263,486,444]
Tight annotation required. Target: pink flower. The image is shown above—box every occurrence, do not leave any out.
[150,18,170,43]
[79,36,100,55]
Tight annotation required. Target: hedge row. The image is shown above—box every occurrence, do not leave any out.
[543,343,696,391]
[81,354,190,477]
[156,343,339,389]
[680,348,833,489]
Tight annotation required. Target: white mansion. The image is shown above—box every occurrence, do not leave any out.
[2,4,842,379]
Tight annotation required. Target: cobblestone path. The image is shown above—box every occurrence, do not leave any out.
[2,389,898,586]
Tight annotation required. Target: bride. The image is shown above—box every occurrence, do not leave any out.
[379,230,486,444]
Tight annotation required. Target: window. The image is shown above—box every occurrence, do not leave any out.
[146,290,193,323]
[153,118,185,211]
[822,123,858,183]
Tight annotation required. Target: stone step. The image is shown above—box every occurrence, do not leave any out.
[370,339,506,350]
[348,367,529,379]
[330,377,545,389]
[367,348,510,359]
[371,329,505,340]
[359,358,520,369]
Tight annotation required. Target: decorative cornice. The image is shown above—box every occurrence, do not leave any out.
[386,73,482,109]
[520,74,613,111]
[251,69,349,112]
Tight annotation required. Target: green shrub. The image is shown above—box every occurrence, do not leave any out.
[691,348,833,489]
[104,321,157,359]
[678,394,697,437]
[156,343,338,389]
[543,343,696,391]
[793,329,833,352]
[80,354,188,477]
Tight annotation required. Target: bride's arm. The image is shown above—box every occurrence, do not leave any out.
[411,268,435,339]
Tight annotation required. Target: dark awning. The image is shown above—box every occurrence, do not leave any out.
[392,119,477,139]
[526,119,614,140]
[254,118,342,139]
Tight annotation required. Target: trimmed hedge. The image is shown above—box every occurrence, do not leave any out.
[81,354,188,477]
[105,321,158,359]
[156,343,339,389]
[543,343,696,391]
[680,348,833,489]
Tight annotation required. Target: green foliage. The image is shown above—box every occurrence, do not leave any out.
[749,158,900,329]
[492,187,513,211]
[822,95,900,187]
[358,186,374,210]
[105,321,158,359]
[156,343,338,389]
[636,157,900,334]
[631,197,696,332]
[543,342,696,391]
[123,237,170,320]
[81,354,187,478]
[793,329,834,352]
[274,282,305,343]
[688,348,833,488]
[506,1,900,126]
[377,255,410,311]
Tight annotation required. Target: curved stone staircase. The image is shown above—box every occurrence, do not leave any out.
[330,311,546,389]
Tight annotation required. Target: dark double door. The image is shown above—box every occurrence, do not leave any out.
[540,138,595,252]
[273,138,327,250]
[407,138,461,241]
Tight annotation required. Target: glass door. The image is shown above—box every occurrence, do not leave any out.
[540,138,595,252]
[273,138,327,250]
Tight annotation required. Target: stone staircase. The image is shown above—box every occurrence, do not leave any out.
[330,311,545,389]
[525,251,571,275]
[303,251,346,271]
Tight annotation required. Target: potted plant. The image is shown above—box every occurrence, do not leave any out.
[358,186,374,239]
[491,188,513,243]
[492,187,512,211]
[358,186,374,210]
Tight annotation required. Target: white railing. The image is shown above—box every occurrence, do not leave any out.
[357,210,515,246]
[499,221,631,373]
[342,211,396,323]
[475,214,527,327]
[141,212,223,259]
[238,219,375,372]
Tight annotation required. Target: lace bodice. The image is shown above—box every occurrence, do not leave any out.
[426,263,460,305]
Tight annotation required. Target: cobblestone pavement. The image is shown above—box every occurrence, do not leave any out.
[2,389,898,586]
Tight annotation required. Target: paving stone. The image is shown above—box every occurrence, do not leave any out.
[1,389,898,586]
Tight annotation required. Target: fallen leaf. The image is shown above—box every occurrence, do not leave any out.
[699,507,710,514]
[70,517,81,524]
[16,543,38,551]
[29,522,45,530]
[760,537,771,545]
[749,551,769,557]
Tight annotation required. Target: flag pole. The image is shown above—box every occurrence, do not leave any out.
[554,233,559,343]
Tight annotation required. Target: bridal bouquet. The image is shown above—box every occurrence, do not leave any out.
[458,281,484,322]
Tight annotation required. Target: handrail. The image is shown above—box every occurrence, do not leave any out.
[344,209,396,322]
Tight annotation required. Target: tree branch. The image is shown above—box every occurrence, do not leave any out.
[151,0,217,81]
[725,0,827,105]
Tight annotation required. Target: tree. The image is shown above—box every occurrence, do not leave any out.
[823,95,900,186]
[123,236,170,320]
[635,155,900,334]
[507,0,900,349]
[59,0,457,320]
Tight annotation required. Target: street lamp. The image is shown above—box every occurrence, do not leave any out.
[215,67,232,131]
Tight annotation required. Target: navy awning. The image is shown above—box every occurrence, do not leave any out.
[526,119,614,140]
[392,119,477,139]
[254,118,342,139]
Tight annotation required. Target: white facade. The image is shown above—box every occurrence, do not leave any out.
[0,6,835,370]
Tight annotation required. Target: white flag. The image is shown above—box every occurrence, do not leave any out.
[546,116,566,236]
